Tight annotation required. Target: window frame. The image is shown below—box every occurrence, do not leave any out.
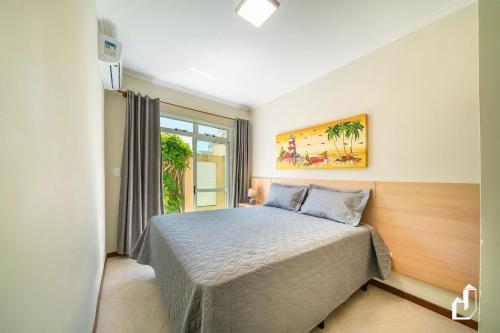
[159,112,234,210]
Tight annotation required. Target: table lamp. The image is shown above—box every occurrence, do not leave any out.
[247,188,258,205]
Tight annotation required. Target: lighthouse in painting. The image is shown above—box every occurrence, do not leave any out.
[287,134,297,156]
[284,134,298,164]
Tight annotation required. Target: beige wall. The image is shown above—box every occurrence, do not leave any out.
[478,0,500,331]
[0,0,105,332]
[105,75,250,253]
[251,5,479,318]
[252,5,479,183]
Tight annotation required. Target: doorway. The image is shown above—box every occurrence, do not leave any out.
[160,115,231,212]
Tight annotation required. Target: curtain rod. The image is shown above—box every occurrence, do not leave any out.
[117,90,235,121]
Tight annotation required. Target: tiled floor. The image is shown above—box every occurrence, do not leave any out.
[97,257,475,333]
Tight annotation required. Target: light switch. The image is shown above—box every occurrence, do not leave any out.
[113,168,121,177]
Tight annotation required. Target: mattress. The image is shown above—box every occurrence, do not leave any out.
[132,206,391,333]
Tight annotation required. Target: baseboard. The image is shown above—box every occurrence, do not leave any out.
[106,251,119,258]
[92,255,109,333]
[369,279,478,330]
[92,252,122,332]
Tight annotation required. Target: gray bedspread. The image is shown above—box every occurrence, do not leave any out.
[132,206,391,333]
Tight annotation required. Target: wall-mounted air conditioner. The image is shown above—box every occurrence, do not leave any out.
[98,33,123,90]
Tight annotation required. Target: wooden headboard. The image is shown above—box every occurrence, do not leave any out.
[251,177,480,294]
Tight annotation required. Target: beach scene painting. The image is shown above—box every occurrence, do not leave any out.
[276,114,367,169]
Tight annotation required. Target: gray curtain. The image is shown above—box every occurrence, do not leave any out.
[117,90,162,255]
[232,118,249,207]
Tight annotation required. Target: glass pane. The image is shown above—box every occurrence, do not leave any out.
[161,133,194,213]
[196,191,226,211]
[198,124,227,138]
[178,135,193,148]
[160,117,193,132]
[196,141,226,189]
[178,135,194,212]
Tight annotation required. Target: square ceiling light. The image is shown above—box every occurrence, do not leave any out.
[236,0,280,28]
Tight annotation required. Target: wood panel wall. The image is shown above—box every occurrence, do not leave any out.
[251,177,480,295]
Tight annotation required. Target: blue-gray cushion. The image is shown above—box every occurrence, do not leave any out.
[300,185,370,226]
[263,183,308,211]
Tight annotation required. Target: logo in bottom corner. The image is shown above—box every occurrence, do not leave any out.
[451,284,477,320]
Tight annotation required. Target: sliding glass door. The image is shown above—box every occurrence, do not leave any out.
[195,140,227,210]
[160,115,231,212]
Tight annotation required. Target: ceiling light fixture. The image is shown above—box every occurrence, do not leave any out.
[236,0,280,28]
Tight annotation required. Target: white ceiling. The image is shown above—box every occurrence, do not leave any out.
[96,0,475,109]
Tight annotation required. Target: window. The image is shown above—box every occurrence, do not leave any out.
[160,115,232,212]
[160,117,193,133]
[198,124,228,138]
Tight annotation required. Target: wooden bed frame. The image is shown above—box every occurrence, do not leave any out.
[250,177,480,295]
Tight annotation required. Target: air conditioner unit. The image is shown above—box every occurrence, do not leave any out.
[98,33,123,90]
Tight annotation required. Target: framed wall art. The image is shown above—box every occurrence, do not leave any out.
[275,114,367,169]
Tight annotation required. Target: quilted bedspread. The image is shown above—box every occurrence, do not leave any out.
[132,206,391,333]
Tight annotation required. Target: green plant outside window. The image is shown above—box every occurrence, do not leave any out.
[161,133,193,213]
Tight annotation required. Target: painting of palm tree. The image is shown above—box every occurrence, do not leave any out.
[338,121,351,157]
[325,123,341,157]
[275,114,367,169]
[347,120,365,156]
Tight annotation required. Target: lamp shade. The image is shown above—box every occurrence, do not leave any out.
[247,188,257,198]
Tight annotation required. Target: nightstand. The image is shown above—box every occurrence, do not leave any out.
[238,202,262,208]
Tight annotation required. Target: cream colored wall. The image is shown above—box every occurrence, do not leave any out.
[105,75,250,253]
[478,0,500,331]
[0,0,105,332]
[251,5,480,318]
[104,91,125,254]
[252,5,479,183]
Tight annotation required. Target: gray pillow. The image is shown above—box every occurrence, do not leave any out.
[300,185,370,226]
[263,183,308,211]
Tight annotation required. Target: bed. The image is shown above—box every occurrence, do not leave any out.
[132,206,391,333]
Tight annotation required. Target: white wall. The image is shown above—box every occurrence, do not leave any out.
[478,0,500,331]
[0,0,105,332]
[252,5,479,184]
[251,4,479,317]
[105,75,250,253]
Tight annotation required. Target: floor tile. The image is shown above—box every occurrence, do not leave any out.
[97,257,475,333]
[97,300,138,333]
[128,291,169,333]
